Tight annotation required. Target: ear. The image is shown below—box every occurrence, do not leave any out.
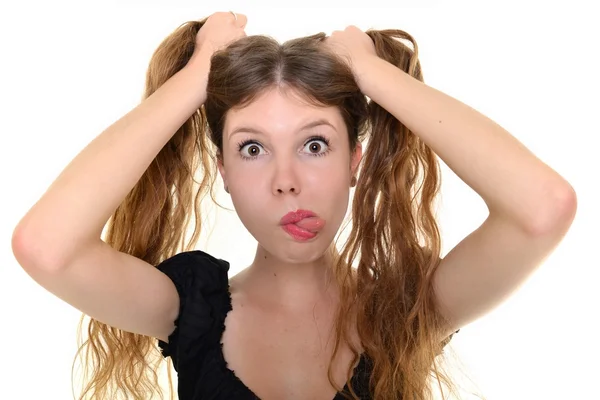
[217,152,227,186]
[350,142,362,177]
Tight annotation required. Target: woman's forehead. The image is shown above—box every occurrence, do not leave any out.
[224,88,345,139]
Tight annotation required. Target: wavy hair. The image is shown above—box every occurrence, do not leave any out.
[73,17,464,400]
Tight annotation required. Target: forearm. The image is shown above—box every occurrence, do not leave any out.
[14,52,211,267]
[359,56,574,233]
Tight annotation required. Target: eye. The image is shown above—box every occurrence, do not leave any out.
[238,140,264,159]
[302,136,330,156]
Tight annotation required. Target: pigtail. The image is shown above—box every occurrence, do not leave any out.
[73,19,216,400]
[333,30,456,400]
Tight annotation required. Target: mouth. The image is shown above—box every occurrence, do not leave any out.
[280,209,326,241]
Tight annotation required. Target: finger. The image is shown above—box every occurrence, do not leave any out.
[235,13,248,28]
[226,11,247,27]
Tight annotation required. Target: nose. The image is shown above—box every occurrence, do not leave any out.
[271,156,301,195]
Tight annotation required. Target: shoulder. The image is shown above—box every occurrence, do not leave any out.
[156,250,230,290]
[155,250,232,364]
[156,250,230,273]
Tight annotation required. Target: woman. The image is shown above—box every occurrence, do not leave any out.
[12,11,577,400]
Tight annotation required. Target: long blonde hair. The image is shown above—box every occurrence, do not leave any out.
[73,19,463,400]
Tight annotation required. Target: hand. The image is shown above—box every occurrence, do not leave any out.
[324,25,377,89]
[194,11,248,59]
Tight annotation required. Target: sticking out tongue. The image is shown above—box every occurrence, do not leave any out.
[294,217,326,232]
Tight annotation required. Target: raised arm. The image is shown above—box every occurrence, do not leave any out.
[11,12,247,341]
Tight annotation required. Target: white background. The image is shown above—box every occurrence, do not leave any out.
[1,1,598,399]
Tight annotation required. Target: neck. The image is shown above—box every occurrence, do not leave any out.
[241,243,340,312]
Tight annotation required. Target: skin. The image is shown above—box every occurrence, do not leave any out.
[11,14,576,398]
[217,86,362,313]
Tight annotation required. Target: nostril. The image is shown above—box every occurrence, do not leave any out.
[276,187,296,193]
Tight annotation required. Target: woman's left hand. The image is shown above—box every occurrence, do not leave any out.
[324,25,377,89]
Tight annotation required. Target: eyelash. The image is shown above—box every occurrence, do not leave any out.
[236,135,332,161]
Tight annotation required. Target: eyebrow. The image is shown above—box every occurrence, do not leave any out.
[228,118,338,139]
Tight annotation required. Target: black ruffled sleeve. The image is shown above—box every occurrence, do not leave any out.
[155,250,231,373]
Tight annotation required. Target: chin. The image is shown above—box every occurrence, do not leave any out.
[263,240,332,264]
[278,249,326,264]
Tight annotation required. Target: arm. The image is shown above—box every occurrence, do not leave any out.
[358,55,577,334]
[13,52,210,269]
[12,11,246,342]
[11,49,211,342]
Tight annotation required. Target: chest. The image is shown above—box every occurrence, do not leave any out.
[221,293,359,400]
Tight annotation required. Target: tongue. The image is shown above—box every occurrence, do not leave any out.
[294,217,325,232]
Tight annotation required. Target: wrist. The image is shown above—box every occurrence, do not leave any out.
[354,55,389,97]
[352,54,380,94]
[181,48,212,103]
[188,45,213,71]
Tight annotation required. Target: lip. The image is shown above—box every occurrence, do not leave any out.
[279,209,318,225]
[281,223,317,241]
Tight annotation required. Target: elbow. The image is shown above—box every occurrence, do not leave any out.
[527,183,578,236]
[12,224,68,273]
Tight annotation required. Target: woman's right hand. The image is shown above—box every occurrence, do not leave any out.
[194,11,247,60]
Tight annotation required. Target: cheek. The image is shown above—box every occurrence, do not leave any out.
[227,167,269,231]
[313,169,352,231]
[328,181,352,222]
[229,191,267,243]
[229,178,264,214]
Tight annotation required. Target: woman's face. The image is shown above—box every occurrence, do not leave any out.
[218,87,362,264]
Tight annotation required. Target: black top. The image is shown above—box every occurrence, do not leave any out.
[156,250,456,400]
